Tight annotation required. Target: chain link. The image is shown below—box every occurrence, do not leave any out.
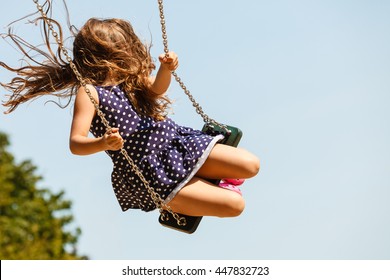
[157,0,230,134]
[32,0,185,226]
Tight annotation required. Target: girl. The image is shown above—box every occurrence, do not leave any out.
[1,16,260,218]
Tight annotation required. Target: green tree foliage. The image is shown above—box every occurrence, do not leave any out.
[0,132,86,259]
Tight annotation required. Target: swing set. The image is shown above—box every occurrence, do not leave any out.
[32,0,243,234]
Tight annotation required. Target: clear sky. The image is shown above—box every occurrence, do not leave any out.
[1,0,389,260]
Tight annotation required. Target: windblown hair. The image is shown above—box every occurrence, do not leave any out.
[1,14,171,120]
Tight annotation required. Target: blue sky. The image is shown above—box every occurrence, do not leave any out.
[1,0,389,260]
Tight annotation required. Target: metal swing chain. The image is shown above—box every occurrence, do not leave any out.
[157,0,230,134]
[32,0,186,226]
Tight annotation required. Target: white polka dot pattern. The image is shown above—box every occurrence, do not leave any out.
[90,85,223,212]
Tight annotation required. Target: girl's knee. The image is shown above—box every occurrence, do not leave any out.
[243,154,260,178]
[222,194,245,217]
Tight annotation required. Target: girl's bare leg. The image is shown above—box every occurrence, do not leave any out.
[167,177,245,217]
[197,144,260,180]
[167,144,260,217]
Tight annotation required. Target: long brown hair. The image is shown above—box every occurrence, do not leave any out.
[1,14,171,120]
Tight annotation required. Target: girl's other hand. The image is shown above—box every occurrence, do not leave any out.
[158,51,179,71]
[103,127,124,151]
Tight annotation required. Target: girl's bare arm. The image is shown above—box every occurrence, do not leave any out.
[69,85,123,155]
[149,51,179,95]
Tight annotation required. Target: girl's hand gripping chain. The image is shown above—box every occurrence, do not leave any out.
[158,51,179,71]
[103,128,124,151]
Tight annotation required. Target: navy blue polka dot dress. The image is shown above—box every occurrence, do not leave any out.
[90,85,224,212]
